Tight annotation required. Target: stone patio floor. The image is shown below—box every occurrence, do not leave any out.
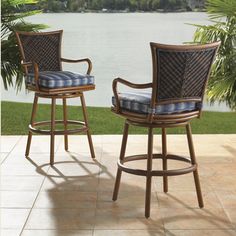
[1,134,236,236]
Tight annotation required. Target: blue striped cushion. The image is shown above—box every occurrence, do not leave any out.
[26,71,95,88]
[112,92,201,115]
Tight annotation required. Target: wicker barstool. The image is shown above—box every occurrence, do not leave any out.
[16,30,95,165]
[111,41,220,218]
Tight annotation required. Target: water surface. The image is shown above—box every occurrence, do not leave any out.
[1,13,230,111]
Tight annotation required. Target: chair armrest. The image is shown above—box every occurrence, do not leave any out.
[21,61,40,90]
[21,61,33,67]
[112,77,152,113]
[61,58,92,75]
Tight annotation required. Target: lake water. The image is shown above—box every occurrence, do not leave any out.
[1,13,230,111]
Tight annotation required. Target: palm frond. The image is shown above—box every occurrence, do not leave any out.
[206,0,236,19]
[1,0,48,90]
[191,0,236,110]
[207,74,236,108]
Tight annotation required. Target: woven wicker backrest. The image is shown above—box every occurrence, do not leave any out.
[150,42,220,104]
[16,31,63,73]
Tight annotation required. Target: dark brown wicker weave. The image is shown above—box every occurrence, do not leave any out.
[15,30,95,165]
[112,41,220,218]
[17,31,62,73]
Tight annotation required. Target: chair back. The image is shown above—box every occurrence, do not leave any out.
[150,42,220,107]
[16,30,63,73]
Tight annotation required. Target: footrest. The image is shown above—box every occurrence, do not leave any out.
[29,120,88,135]
[118,154,197,177]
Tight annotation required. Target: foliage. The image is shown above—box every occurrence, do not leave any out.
[2,101,236,135]
[192,0,236,110]
[36,0,204,12]
[1,0,47,90]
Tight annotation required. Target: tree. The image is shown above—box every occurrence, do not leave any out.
[115,0,128,10]
[192,0,236,110]
[151,0,160,10]
[1,0,47,90]
[89,0,101,10]
[129,0,138,11]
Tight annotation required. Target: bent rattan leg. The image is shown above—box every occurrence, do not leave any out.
[50,98,56,166]
[145,127,154,218]
[25,94,38,158]
[80,93,95,159]
[63,98,68,151]
[162,128,168,193]
[186,123,204,208]
[112,122,129,201]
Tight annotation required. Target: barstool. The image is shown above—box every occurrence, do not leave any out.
[111,41,220,218]
[16,30,95,165]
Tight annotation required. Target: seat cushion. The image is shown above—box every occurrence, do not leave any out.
[26,71,95,89]
[112,92,201,115]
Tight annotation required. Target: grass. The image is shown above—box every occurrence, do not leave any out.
[1,101,236,135]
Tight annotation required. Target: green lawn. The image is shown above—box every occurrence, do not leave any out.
[1,101,236,135]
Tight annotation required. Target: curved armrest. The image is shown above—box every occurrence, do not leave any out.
[61,58,92,75]
[112,77,152,113]
[21,61,40,90]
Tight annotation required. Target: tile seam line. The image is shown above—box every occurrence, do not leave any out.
[164,227,235,230]
[223,207,236,230]
[0,153,9,164]
[19,164,50,235]
[1,135,23,165]
[94,138,104,233]
[215,191,236,230]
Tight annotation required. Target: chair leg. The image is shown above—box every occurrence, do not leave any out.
[50,98,56,166]
[80,93,95,159]
[145,127,154,218]
[25,94,38,158]
[112,122,129,201]
[162,128,168,193]
[63,98,68,151]
[186,123,204,208]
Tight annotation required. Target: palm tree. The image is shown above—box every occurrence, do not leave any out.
[1,0,47,90]
[192,0,236,110]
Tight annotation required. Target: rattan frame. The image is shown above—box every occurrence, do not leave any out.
[16,30,95,165]
[112,41,220,218]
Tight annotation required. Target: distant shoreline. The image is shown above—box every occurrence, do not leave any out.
[42,9,205,14]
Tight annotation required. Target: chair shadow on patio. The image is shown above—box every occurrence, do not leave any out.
[23,147,233,235]
[223,144,236,158]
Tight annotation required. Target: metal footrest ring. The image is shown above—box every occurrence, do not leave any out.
[29,120,88,135]
[118,154,197,177]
